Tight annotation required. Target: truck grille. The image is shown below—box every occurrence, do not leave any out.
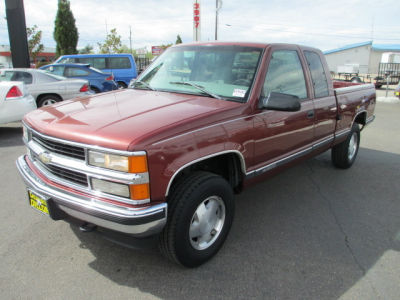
[38,161,89,187]
[32,133,86,160]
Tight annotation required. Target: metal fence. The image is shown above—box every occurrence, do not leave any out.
[134,57,151,74]
[378,63,400,84]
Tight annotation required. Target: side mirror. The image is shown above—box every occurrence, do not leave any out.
[261,92,301,112]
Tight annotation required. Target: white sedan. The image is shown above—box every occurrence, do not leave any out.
[0,81,36,125]
[0,68,93,107]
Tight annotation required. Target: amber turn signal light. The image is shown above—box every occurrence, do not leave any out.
[130,183,150,200]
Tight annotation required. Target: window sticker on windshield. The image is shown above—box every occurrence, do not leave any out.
[233,89,246,97]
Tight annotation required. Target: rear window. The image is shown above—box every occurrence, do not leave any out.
[2,71,33,84]
[108,57,131,69]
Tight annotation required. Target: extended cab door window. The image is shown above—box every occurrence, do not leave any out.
[263,50,307,99]
[304,51,329,98]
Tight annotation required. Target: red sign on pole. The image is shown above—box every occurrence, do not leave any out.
[152,46,163,55]
[193,1,201,41]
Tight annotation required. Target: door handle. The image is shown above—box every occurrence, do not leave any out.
[307,110,314,119]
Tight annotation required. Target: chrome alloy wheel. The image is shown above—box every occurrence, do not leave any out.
[189,196,226,250]
[348,132,358,161]
[41,99,57,106]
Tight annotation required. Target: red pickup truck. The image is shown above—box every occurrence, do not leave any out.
[17,42,375,267]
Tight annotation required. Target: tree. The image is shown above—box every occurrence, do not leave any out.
[175,35,182,44]
[54,0,79,56]
[78,44,94,54]
[98,28,123,54]
[27,25,44,62]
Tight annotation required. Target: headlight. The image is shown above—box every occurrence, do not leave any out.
[88,150,147,173]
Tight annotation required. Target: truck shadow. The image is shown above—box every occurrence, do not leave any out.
[70,147,400,300]
[0,123,24,148]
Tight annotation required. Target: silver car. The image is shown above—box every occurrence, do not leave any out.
[0,68,93,107]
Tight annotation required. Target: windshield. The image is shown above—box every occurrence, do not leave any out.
[133,45,263,102]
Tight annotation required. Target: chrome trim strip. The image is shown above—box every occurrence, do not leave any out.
[165,150,247,196]
[313,135,334,150]
[24,122,145,156]
[245,135,334,180]
[335,129,351,139]
[246,147,313,178]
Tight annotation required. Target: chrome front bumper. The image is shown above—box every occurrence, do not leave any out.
[16,155,167,237]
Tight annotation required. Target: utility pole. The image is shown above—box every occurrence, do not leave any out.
[129,26,133,55]
[215,0,222,40]
[105,19,110,54]
[5,0,30,67]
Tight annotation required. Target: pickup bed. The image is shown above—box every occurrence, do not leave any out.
[17,42,375,267]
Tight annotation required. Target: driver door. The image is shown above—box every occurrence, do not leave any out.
[252,48,315,170]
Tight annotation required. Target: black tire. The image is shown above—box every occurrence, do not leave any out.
[117,81,127,89]
[331,123,360,169]
[37,95,62,107]
[90,86,100,93]
[159,171,235,268]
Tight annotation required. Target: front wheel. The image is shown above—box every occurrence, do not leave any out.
[159,171,235,267]
[331,123,360,169]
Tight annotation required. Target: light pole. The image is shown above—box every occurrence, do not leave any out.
[215,0,222,40]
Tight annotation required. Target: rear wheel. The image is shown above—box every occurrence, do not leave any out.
[37,95,62,107]
[332,123,360,169]
[159,171,235,267]
[117,81,127,89]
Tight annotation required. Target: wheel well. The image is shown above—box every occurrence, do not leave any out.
[168,153,244,196]
[36,93,62,104]
[90,85,100,92]
[354,111,367,126]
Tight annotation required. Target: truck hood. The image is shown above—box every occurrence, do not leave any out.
[24,89,242,151]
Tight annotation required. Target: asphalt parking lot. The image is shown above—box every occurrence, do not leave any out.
[1,91,399,299]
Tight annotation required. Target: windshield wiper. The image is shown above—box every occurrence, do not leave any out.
[169,81,222,100]
[133,80,156,91]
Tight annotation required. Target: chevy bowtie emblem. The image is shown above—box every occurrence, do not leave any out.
[38,151,52,164]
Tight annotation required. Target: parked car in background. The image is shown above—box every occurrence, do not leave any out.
[55,54,137,89]
[40,63,118,93]
[0,81,36,124]
[0,68,92,107]
[395,82,400,98]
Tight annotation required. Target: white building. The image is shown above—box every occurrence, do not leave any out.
[324,41,400,75]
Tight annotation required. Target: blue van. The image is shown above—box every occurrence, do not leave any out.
[55,54,137,88]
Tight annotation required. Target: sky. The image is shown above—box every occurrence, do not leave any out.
[0,0,399,52]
